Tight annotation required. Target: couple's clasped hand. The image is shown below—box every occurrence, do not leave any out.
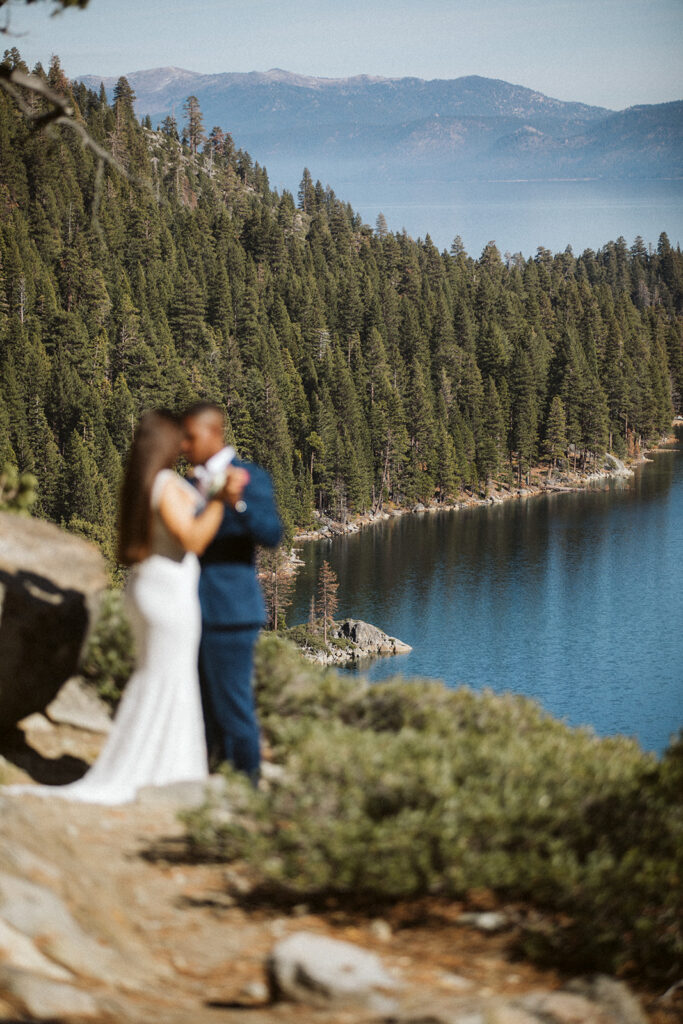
[158,462,249,559]
[211,464,250,507]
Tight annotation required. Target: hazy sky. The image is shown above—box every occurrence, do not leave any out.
[3,0,682,110]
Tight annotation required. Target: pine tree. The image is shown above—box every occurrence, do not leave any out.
[510,346,538,484]
[404,357,436,503]
[111,76,138,166]
[259,545,294,631]
[183,95,204,156]
[297,168,315,214]
[477,377,506,493]
[307,594,318,633]
[543,395,568,470]
[316,560,339,647]
[435,420,458,500]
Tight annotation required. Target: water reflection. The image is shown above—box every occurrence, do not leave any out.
[291,430,683,754]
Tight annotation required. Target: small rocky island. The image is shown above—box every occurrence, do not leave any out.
[289,618,412,666]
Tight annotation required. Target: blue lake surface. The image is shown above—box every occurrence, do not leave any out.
[290,426,683,755]
[326,178,683,258]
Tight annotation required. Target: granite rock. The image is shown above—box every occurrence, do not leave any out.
[565,976,648,1024]
[0,964,99,1020]
[268,930,399,1012]
[456,910,511,932]
[0,513,107,732]
[519,984,633,1023]
[0,870,126,983]
[46,676,113,734]
[335,618,412,656]
[0,917,73,981]
[136,774,226,808]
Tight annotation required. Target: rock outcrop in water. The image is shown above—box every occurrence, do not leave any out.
[336,618,412,657]
[297,618,412,666]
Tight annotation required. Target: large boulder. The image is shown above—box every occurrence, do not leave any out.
[0,513,107,733]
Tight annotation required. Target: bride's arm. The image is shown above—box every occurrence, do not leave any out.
[157,479,224,555]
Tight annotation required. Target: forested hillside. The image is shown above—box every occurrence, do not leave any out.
[1,49,682,565]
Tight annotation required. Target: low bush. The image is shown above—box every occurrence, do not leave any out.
[283,624,330,654]
[0,463,37,513]
[81,590,135,705]
[184,633,682,982]
[283,623,354,656]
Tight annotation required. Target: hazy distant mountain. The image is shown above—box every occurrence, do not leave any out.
[77,67,683,185]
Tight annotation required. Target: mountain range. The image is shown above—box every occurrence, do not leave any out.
[78,67,683,187]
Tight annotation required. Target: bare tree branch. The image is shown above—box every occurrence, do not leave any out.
[0,1,90,12]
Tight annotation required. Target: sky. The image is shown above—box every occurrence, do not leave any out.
[2,0,682,110]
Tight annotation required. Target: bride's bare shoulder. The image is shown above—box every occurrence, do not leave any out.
[152,470,198,510]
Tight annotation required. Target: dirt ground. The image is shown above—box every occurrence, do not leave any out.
[1,717,680,1024]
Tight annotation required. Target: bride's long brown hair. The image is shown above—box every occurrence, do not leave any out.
[118,410,183,566]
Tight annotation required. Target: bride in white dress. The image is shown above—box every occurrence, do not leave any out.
[8,410,236,805]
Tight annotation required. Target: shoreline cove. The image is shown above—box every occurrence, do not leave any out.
[292,416,681,547]
[292,448,667,547]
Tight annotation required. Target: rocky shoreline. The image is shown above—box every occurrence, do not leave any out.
[293,452,641,545]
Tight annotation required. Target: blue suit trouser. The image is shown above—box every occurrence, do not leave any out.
[198,626,261,782]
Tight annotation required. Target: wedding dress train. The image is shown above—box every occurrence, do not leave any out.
[6,470,208,804]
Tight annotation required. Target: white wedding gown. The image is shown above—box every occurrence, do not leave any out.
[6,470,209,804]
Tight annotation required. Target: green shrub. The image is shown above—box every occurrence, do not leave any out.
[81,590,135,705]
[185,634,682,982]
[283,623,354,656]
[284,623,330,654]
[0,463,38,514]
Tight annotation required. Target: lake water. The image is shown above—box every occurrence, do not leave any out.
[326,178,683,258]
[290,426,683,756]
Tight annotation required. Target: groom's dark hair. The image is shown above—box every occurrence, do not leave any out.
[182,401,225,422]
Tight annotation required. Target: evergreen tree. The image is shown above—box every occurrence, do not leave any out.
[510,346,538,484]
[477,378,506,492]
[543,395,568,470]
[259,545,294,631]
[183,95,204,156]
[316,560,339,646]
[297,168,315,214]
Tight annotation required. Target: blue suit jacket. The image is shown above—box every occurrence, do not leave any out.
[195,459,283,628]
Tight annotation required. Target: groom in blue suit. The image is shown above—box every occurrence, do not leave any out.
[182,402,283,783]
